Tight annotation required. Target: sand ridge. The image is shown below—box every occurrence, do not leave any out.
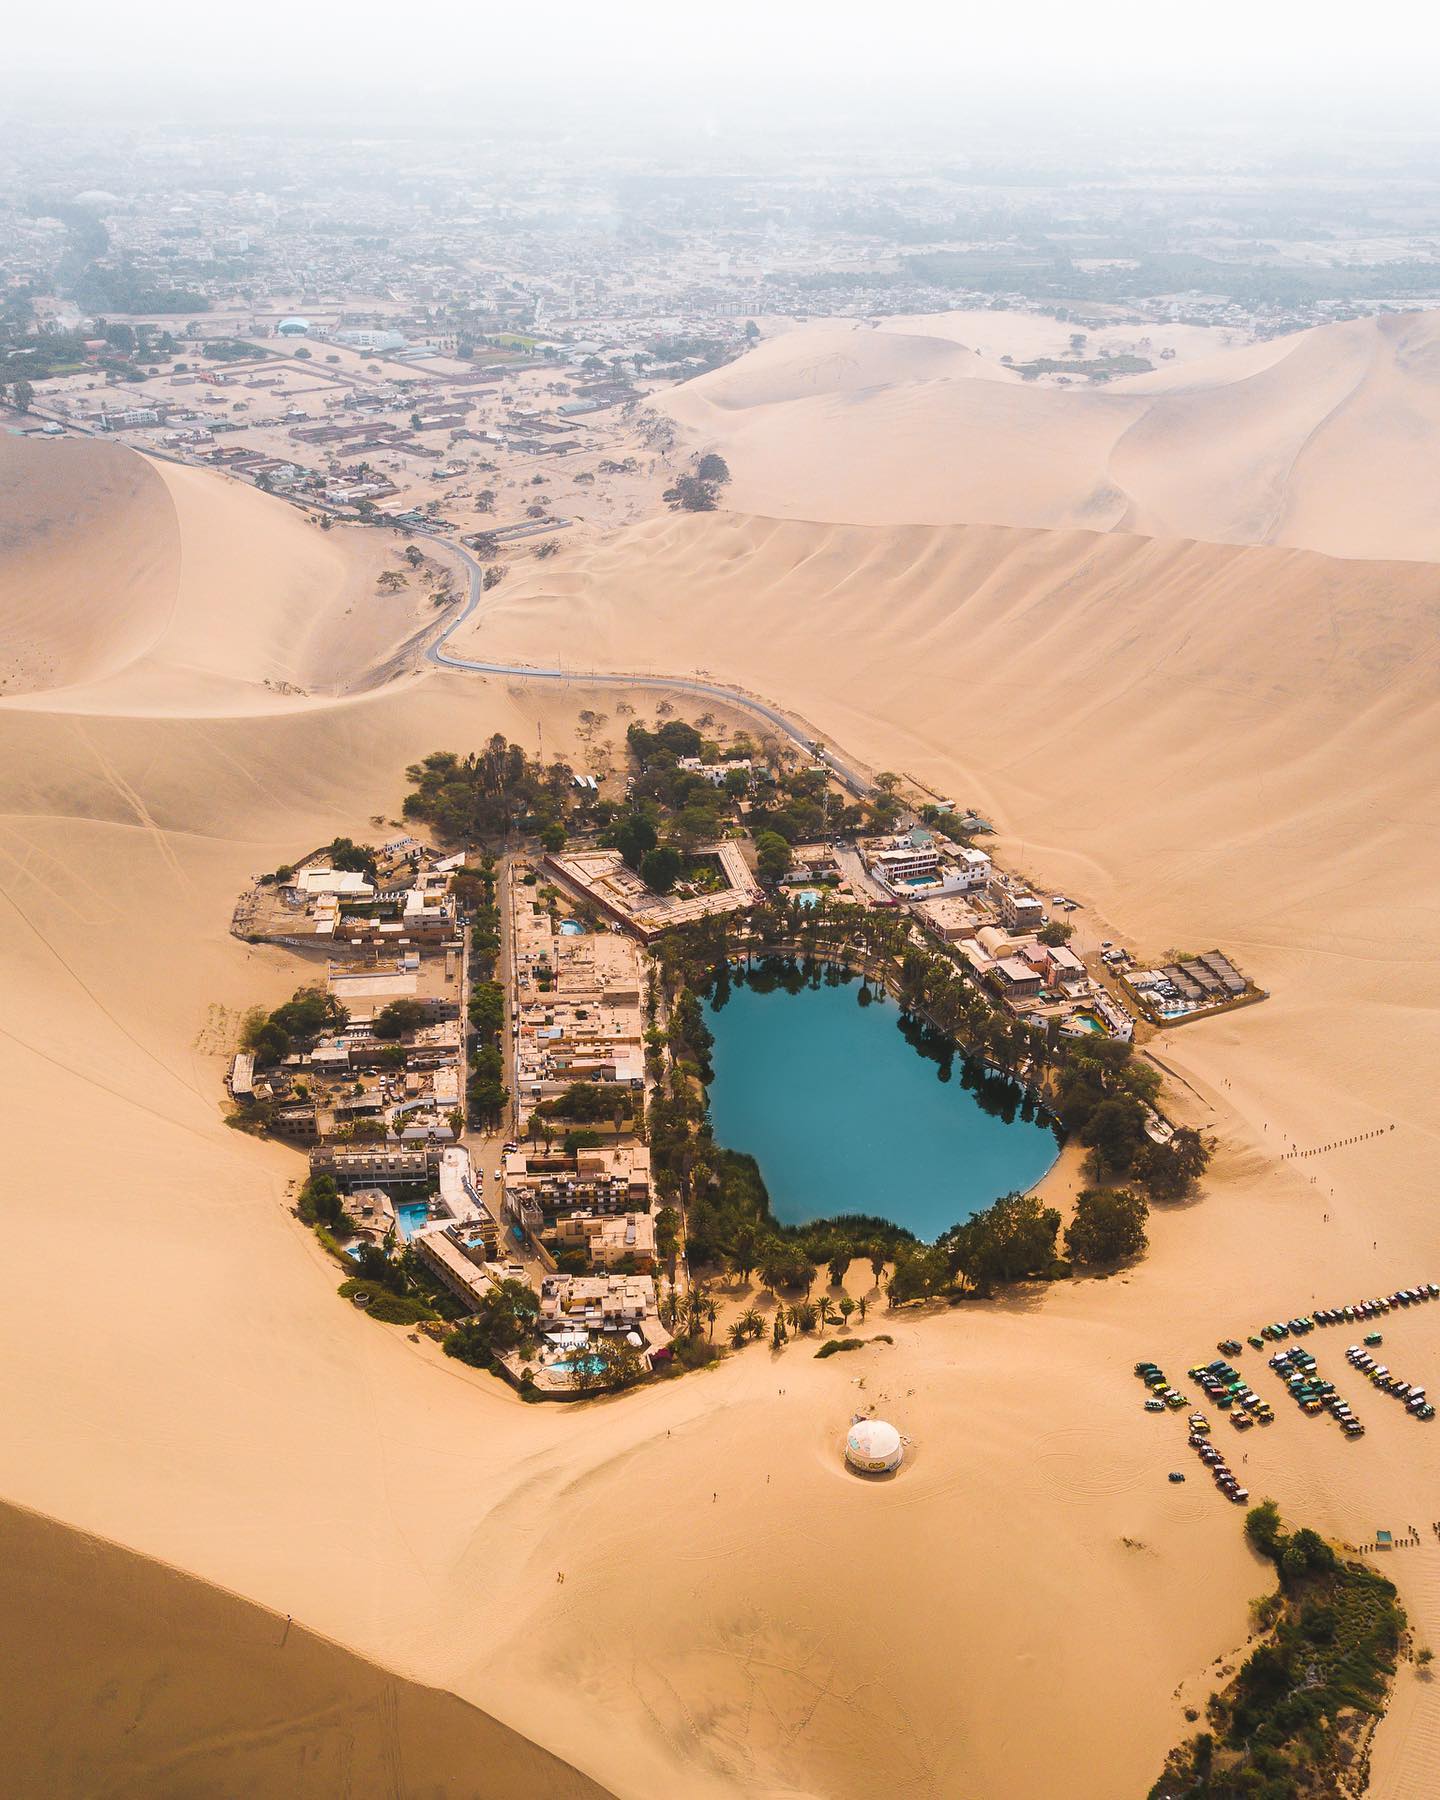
[659,307,1440,561]
[0,436,430,716]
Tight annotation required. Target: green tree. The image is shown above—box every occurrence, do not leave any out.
[373,998,429,1040]
[754,829,792,885]
[1063,1187,1149,1266]
[12,379,35,414]
[662,474,718,512]
[444,1279,540,1364]
[727,1217,762,1283]
[941,1191,1061,1290]
[1081,1096,1149,1178]
[612,810,658,870]
[640,844,683,893]
[1133,1125,1212,1200]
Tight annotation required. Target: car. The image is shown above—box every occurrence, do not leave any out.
[1230,1411,1254,1429]
[1144,1398,1166,1412]
[1218,1339,1243,1355]
[1247,1334,1265,1350]
[1168,1471,1186,1483]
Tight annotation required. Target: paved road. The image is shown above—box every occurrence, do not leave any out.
[421,532,875,802]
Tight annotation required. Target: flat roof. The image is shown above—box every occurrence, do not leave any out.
[329,971,419,1000]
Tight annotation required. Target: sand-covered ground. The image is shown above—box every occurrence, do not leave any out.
[4,311,1440,1797]
[659,308,1440,561]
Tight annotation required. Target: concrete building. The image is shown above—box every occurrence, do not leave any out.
[552,1210,657,1272]
[503,1144,652,1238]
[952,847,993,891]
[915,896,982,943]
[331,327,407,352]
[538,1271,657,1333]
[677,755,752,786]
[993,956,1044,999]
[541,844,761,941]
[999,890,1046,932]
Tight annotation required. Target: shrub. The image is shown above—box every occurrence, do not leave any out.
[337,1279,437,1325]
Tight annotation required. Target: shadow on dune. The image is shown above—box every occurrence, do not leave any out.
[0,1501,611,1800]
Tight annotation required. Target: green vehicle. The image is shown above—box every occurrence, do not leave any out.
[1364,1332,1383,1346]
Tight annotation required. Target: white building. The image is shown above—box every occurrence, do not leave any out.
[331,328,407,352]
[845,1418,903,1474]
[952,847,992,891]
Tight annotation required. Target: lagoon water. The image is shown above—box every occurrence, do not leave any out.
[705,971,1059,1241]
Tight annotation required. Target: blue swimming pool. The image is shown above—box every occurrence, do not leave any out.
[397,1201,431,1238]
[560,919,586,936]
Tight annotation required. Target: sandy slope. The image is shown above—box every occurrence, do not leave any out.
[0,1502,607,1800]
[5,440,1440,1795]
[0,436,423,714]
[659,309,1440,561]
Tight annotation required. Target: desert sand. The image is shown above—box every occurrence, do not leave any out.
[660,308,1440,562]
[4,307,1440,1797]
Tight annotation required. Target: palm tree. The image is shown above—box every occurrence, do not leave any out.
[739,1307,763,1341]
[727,1319,748,1350]
[857,1295,868,1322]
[705,1297,718,1341]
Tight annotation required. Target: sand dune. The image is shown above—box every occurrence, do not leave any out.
[0,436,424,715]
[0,1502,607,1800]
[661,309,1440,561]
[6,424,1440,1796]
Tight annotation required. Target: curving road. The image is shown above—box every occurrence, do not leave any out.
[421,532,875,801]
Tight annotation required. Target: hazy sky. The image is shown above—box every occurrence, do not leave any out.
[10,0,1440,112]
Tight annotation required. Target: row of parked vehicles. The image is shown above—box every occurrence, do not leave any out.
[1268,1345,1366,1436]
[1346,1345,1436,1419]
[1188,1357,1275,1425]
[1134,1362,1190,1410]
[1181,1412,1249,1503]
[1244,1284,1439,1347]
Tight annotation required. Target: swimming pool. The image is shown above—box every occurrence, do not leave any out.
[397,1201,431,1238]
[553,1354,606,1376]
[559,919,586,936]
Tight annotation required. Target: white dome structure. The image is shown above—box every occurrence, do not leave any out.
[277,316,311,336]
[844,1418,903,1474]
